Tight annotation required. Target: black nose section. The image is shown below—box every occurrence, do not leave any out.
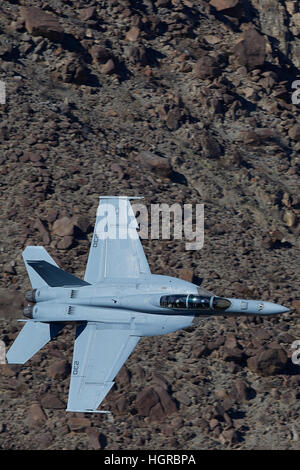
[23,305,33,318]
[25,289,37,303]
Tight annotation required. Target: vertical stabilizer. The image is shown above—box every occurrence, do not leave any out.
[23,246,59,288]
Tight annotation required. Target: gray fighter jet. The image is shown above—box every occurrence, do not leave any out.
[6,196,289,413]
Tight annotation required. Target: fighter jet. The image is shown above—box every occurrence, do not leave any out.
[6,196,289,413]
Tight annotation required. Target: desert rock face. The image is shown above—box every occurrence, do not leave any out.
[0,0,300,451]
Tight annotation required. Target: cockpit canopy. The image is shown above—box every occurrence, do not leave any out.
[160,295,231,311]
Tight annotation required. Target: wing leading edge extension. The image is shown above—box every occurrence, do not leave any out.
[84,196,151,283]
[67,322,140,413]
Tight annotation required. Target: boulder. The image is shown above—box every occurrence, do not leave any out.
[57,235,73,250]
[149,402,165,422]
[166,108,182,131]
[231,379,251,402]
[154,386,177,416]
[41,393,66,409]
[138,151,172,177]
[200,131,223,158]
[86,428,105,450]
[116,365,131,387]
[238,130,262,146]
[67,416,90,432]
[233,28,266,70]
[72,215,91,234]
[288,123,300,141]
[35,432,53,449]
[113,396,129,414]
[48,359,70,380]
[224,333,238,350]
[52,216,74,237]
[247,347,288,376]
[151,372,169,390]
[177,268,194,283]
[125,26,141,42]
[20,7,64,42]
[100,58,116,75]
[222,346,244,364]
[136,387,160,416]
[135,386,177,421]
[79,7,97,22]
[89,45,112,65]
[125,44,149,65]
[54,54,89,85]
[219,428,240,445]
[34,217,50,245]
[193,55,220,79]
[26,403,47,428]
[210,0,239,10]
[210,0,244,18]
[283,210,297,228]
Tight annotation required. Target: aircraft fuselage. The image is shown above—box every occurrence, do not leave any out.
[23,274,289,336]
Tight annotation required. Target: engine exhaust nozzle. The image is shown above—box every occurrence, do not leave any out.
[25,289,37,303]
[23,305,33,318]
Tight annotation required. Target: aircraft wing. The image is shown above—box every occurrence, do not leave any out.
[84,196,151,283]
[67,322,140,413]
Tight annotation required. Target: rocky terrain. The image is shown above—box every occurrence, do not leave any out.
[0,0,300,450]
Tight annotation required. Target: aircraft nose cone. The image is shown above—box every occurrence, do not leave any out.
[263,302,289,315]
[274,304,289,314]
[224,298,289,316]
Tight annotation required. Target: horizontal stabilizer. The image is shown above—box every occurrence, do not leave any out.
[6,321,65,364]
